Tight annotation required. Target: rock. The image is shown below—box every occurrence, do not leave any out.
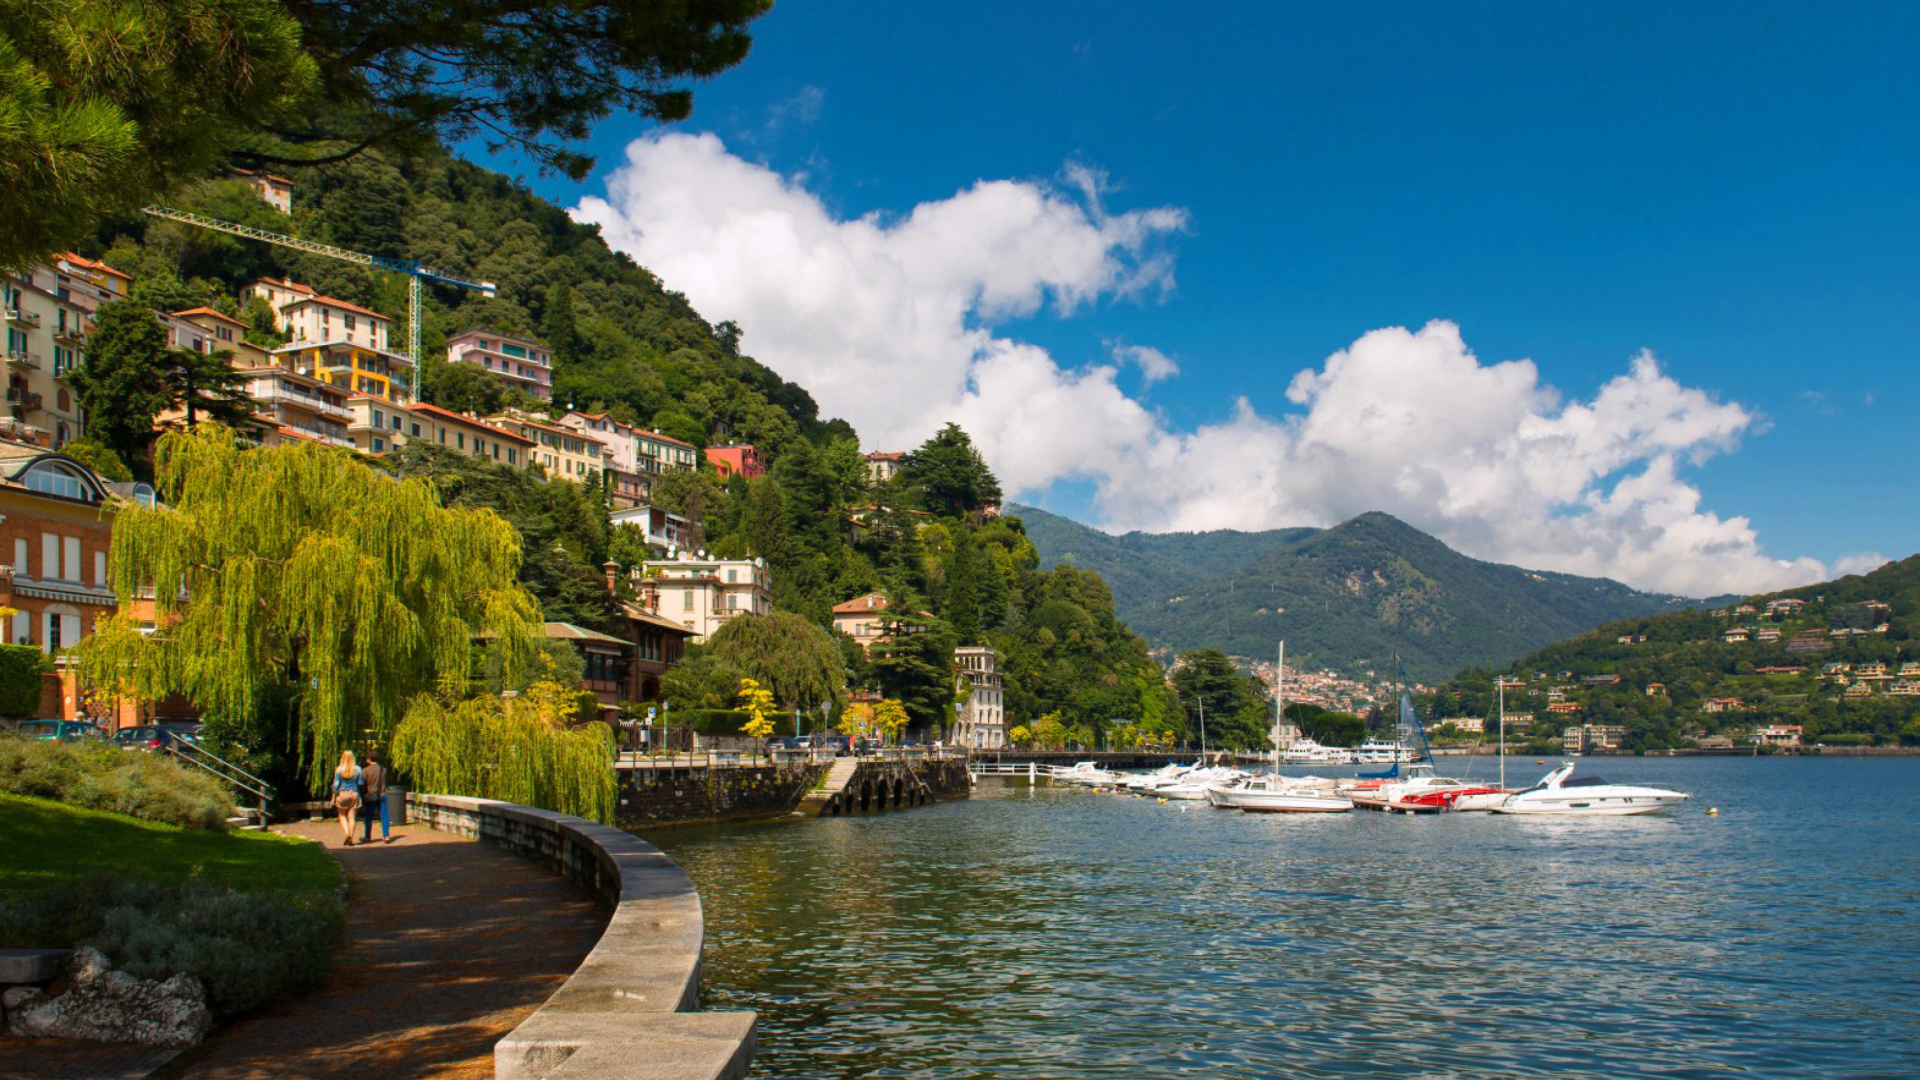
[6,947,212,1047]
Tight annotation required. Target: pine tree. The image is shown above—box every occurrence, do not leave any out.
[79,426,543,790]
[64,301,171,467]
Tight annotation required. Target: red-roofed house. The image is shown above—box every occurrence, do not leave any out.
[408,403,534,466]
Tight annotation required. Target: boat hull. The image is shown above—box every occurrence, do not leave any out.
[1207,789,1353,813]
[1491,795,1687,816]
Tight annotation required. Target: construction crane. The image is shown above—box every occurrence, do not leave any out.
[141,205,496,366]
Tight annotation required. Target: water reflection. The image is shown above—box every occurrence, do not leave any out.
[653,758,1920,1080]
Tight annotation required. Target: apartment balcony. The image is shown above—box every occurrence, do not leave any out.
[251,385,352,421]
[5,350,40,370]
[5,387,43,411]
[3,309,39,328]
[274,419,353,448]
[53,323,84,345]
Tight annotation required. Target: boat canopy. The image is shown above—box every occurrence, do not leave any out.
[1561,775,1611,787]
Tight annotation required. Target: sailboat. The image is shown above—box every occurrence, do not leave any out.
[1451,678,1520,811]
[1347,667,1502,813]
[1206,643,1354,813]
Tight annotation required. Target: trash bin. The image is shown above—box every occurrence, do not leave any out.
[388,786,407,826]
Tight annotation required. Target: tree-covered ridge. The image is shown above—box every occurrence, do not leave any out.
[89,148,838,461]
[1427,555,1920,749]
[74,129,1183,749]
[1015,504,1712,681]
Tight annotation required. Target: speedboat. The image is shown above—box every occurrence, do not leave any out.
[1156,766,1244,800]
[1206,773,1352,813]
[1053,761,1118,786]
[1491,763,1690,816]
[1346,763,1502,814]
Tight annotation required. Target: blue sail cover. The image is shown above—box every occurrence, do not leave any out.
[1398,685,1433,763]
[1356,763,1399,779]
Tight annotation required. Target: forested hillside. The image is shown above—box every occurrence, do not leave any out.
[1427,556,1920,749]
[74,146,1184,747]
[1015,505,1710,681]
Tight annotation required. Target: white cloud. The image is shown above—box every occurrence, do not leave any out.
[573,133,1832,597]
[1107,340,1180,384]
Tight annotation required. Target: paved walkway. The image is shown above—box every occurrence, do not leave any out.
[151,818,605,1080]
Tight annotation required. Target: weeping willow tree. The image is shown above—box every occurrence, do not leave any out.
[79,425,541,790]
[389,672,615,823]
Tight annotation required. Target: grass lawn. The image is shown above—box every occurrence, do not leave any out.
[1,792,338,896]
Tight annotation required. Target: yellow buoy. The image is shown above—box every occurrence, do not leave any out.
[1706,807,1719,816]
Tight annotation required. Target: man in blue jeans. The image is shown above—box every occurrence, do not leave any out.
[360,752,391,843]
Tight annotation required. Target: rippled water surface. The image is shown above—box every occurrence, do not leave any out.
[650,758,1920,1079]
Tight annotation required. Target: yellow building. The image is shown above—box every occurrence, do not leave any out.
[271,341,413,404]
[489,410,608,483]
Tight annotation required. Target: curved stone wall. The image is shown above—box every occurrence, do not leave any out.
[408,794,755,1080]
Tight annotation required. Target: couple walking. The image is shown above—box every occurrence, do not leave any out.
[330,750,393,846]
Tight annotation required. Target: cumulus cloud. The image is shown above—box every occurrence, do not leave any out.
[573,132,1831,597]
[1108,340,1180,384]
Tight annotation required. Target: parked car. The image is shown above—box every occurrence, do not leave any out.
[111,724,201,752]
[14,719,109,742]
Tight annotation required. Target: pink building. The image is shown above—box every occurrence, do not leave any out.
[706,442,764,479]
[445,330,553,401]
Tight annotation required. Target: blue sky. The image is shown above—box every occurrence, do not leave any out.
[477,1,1917,594]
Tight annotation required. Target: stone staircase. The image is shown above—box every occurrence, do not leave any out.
[797,756,861,817]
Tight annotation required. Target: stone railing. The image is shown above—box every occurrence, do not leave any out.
[408,794,756,1080]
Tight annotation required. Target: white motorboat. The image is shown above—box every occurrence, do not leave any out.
[1120,762,1195,792]
[1491,763,1690,816]
[1206,773,1352,813]
[1156,766,1244,800]
[1053,761,1118,786]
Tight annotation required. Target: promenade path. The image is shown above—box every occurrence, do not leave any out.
[157,818,605,1080]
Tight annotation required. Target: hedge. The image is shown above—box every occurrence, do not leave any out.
[0,736,235,829]
[0,643,50,718]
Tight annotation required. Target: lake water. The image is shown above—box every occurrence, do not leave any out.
[651,757,1920,1079]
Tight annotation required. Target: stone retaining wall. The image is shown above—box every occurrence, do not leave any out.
[408,794,755,1080]
[616,762,829,830]
[819,757,972,815]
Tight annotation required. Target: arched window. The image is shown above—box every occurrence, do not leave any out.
[20,458,102,503]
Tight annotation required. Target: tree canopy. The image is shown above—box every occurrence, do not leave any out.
[0,0,316,269]
[263,0,770,178]
[79,426,542,789]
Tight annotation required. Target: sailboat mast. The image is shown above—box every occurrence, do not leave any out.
[1498,678,1506,789]
[1275,641,1286,774]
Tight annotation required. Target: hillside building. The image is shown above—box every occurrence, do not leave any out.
[446,330,553,401]
[490,410,608,483]
[865,451,904,484]
[408,404,534,466]
[636,553,773,642]
[705,442,764,479]
[609,504,692,553]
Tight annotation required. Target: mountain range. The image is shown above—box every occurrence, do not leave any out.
[1009,505,1716,681]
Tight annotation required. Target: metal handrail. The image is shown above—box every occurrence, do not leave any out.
[168,739,276,820]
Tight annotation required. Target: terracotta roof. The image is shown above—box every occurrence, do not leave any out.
[253,276,314,296]
[171,307,248,328]
[865,451,904,461]
[635,429,696,450]
[59,252,131,280]
[833,592,891,615]
[281,292,388,321]
[408,403,535,444]
[494,414,607,445]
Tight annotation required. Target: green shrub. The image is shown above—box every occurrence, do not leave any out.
[0,877,343,1022]
[676,708,756,736]
[0,643,51,719]
[0,736,233,829]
